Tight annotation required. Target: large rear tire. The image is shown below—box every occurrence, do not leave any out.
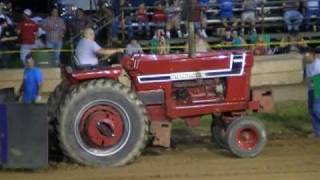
[226,117,267,158]
[47,81,69,161]
[57,79,149,166]
[47,80,69,122]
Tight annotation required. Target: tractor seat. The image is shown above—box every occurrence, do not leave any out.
[73,55,100,70]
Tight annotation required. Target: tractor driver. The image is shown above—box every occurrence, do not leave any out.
[75,28,122,66]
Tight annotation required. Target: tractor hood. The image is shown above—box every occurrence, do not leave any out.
[122,51,253,84]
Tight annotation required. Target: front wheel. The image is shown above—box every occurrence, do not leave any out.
[57,79,149,166]
[226,117,267,158]
[210,116,227,149]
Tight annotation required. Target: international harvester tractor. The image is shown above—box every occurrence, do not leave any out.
[48,50,267,166]
[48,1,267,167]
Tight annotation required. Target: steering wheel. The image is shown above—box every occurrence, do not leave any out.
[100,52,125,66]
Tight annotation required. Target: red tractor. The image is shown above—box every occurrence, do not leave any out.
[48,50,267,166]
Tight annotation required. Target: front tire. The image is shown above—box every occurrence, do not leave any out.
[226,117,267,158]
[57,79,149,166]
[210,116,227,149]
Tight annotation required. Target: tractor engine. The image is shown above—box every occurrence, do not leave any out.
[173,78,225,105]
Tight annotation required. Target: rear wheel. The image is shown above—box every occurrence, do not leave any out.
[226,117,267,158]
[57,79,149,166]
[47,81,69,161]
[47,80,69,122]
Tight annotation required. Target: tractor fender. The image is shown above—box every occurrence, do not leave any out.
[71,66,123,82]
